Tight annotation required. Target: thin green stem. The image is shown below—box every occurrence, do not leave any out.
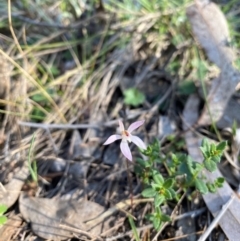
[126,159,133,212]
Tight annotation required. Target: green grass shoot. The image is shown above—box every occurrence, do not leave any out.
[28,133,38,183]
[128,216,140,241]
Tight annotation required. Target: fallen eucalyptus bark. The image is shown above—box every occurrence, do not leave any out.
[187,0,240,126]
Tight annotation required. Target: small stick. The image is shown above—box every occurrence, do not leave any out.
[198,194,235,241]
[18,121,99,129]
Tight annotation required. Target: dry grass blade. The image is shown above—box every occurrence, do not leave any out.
[0,55,11,137]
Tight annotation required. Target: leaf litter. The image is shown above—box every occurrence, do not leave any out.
[0,0,240,240]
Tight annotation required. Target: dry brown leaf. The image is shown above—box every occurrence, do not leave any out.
[183,95,240,241]
[198,67,240,125]
[19,194,105,240]
[0,164,29,208]
[0,214,23,240]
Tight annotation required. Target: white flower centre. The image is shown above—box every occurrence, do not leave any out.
[122,130,131,142]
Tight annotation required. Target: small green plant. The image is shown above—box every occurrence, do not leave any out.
[136,138,227,230]
[146,206,171,230]
[0,204,8,225]
[123,88,145,107]
[200,138,227,172]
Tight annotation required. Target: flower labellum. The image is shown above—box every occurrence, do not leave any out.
[103,120,147,161]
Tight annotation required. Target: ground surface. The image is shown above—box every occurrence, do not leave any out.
[0,0,239,240]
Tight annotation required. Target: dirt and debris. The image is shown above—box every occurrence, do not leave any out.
[0,0,239,240]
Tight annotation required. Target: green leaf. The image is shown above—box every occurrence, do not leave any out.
[201,138,209,148]
[168,188,177,199]
[210,143,216,152]
[186,158,202,176]
[178,161,193,183]
[207,183,216,193]
[151,183,161,190]
[128,216,140,241]
[215,177,225,187]
[153,173,164,185]
[31,108,47,121]
[32,93,47,102]
[123,88,145,107]
[167,60,181,74]
[31,88,55,103]
[160,214,171,222]
[171,153,178,163]
[194,162,203,173]
[212,156,221,163]
[152,139,160,151]
[200,138,210,157]
[134,165,142,176]
[136,158,151,168]
[216,177,225,184]
[146,213,154,222]
[172,153,186,164]
[186,156,196,174]
[163,178,174,189]
[195,179,208,194]
[0,205,7,215]
[155,206,161,215]
[200,147,208,159]
[142,188,156,197]
[203,160,217,172]
[154,195,164,207]
[216,141,227,152]
[142,146,153,157]
[178,80,196,95]
[153,217,161,230]
[164,189,173,199]
[0,216,7,225]
[49,65,60,77]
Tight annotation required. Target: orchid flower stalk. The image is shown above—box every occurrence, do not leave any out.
[103,120,147,161]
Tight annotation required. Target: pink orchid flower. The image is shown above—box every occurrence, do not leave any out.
[103,120,147,161]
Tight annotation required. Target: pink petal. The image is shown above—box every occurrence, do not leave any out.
[118,120,125,132]
[131,135,147,150]
[127,120,145,133]
[103,135,121,145]
[120,141,132,161]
